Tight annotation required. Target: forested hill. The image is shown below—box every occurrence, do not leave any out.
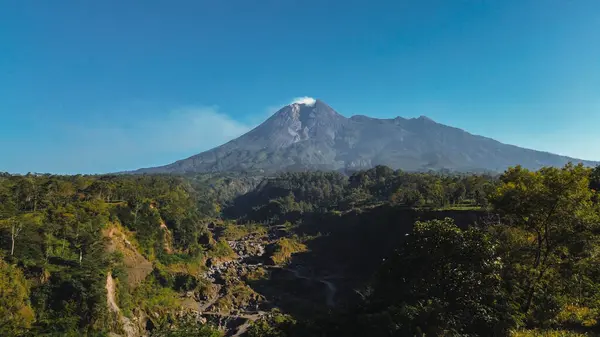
[1,164,600,336]
[135,100,598,174]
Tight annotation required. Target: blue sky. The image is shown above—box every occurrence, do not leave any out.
[1,0,599,174]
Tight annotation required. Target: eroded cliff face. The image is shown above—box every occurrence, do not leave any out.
[104,224,153,288]
[106,271,147,337]
[105,224,151,337]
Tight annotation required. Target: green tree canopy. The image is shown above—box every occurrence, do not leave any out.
[490,163,600,324]
[591,165,600,192]
[0,256,35,335]
[370,218,513,336]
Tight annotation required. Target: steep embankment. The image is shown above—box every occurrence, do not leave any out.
[104,224,153,287]
[106,272,120,313]
[104,224,153,337]
[106,272,144,337]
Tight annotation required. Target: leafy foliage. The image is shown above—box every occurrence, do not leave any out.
[0,174,215,335]
[267,237,307,265]
[238,163,600,337]
[2,163,600,336]
[0,256,35,335]
[150,313,223,337]
[247,311,297,337]
[368,218,513,336]
[490,164,600,326]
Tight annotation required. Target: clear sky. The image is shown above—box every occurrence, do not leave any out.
[1,0,599,174]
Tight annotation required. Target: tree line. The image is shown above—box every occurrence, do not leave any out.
[228,166,498,222]
[1,164,600,336]
[247,164,600,336]
[0,173,216,335]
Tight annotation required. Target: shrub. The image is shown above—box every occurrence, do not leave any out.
[268,238,307,265]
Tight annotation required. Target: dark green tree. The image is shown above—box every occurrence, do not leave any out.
[590,165,600,192]
[370,218,514,336]
[490,163,600,324]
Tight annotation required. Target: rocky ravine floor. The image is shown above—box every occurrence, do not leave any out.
[108,224,339,337]
[190,231,338,337]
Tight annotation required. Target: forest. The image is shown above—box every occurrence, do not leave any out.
[1,164,600,336]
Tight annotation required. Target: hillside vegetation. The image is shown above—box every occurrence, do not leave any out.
[0,164,599,336]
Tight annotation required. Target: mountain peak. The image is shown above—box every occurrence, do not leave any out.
[272,98,343,121]
[290,96,317,106]
[134,100,598,174]
[416,115,434,122]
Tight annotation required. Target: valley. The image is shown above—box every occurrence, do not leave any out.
[1,164,600,337]
[4,2,599,336]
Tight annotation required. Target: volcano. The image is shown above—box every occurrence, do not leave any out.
[135,99,597,174]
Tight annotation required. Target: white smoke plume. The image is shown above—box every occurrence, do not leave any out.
[290,97,316,106]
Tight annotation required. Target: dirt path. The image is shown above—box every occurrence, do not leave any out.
[197,285,222,312]
[203,311,265,320]
[198,297,219,312]
[231,318,255,337]
[320,280,336,307]
[106,272,141,337]
[106,272,120,313]
[201,311,265,337]
[232,321,251,337]
[270,267,337,307]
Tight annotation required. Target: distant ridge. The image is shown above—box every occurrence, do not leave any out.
[134,99,598,174]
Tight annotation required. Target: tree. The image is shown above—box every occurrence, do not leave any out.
[389,188,403,205]
[13,177,38,212]
[0,181,17,219]
[370,218,514,336]
[10,219,22,256]
[490,164,600,323]
[474,188,488,207]
[0,256,35,335]
[426,180,446,207]
[400,188,425,207]
[450,182,466,205]
[591,165,600,192]
[0,214,42,257]
[341,188,372,209]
